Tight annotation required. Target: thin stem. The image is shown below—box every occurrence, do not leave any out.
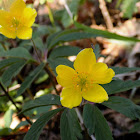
[31,39,58,94]
[0,83,33,125]
[31,38,41,63]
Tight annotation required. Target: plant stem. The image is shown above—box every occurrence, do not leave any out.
[0,83,33,125]
[31,39,58,94]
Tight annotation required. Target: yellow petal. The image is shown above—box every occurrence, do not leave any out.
[92,62,115,84]
[56,65,77,88]
[10,0,26,14]
[21,7,37,27]
[82,84,108,103]
[0,10,9,26]
[0,27,16,39]
[16,26,32,39]
[74,48,96,73]
[60,88,82,109]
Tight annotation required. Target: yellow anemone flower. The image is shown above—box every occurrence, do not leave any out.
[56,48,115,109]
[0,0,37,39]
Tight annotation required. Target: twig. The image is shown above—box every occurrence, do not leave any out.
[98,0,113,30]
[0,83,33,125]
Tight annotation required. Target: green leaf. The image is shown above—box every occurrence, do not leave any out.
[75,22,140,42]
[111,67,140,75]
[83,104,113,140]
[129,122,140,133]
[20,94,61,114]
[61,0,80,27]
[0,47,33,60]
[93,44,101,59]
[46,29,94,49]
[102,80,140,95]
[103,96,140,120]
[83,104,95,135]
[15,121,29,129]
[23,108,64,140]
[0,58,22,70]
[1,60,27,87]
[4,109,14,128]
[49,45,81,59]
[17,63,45,97]
[121,0,138,18]
[48,57,73,75]
[60,109,82,140]
[33,37,44,52]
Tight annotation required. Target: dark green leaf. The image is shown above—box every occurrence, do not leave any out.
[75,22,140,42]
[102,80,140,95]
[103,96,140,120]
[20,94,61,114]
[83,104,95,135]
[46,29,94,49]
[83,104,113,140]
[23,108,64,140]
[48,57,73,75]
[1,60,27,87]
[0,47,33,60]
[0,58,22,70]
[129,122,140,133]
[93,44,101,59]
[60,109,82,140]
[17,63,45,97]
[49,45,81,59]
[111,67,140,75]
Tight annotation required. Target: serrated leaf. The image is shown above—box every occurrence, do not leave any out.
[102,80,140,95]
[75,22,140,42]
[0,58,22,70]
[111,67,140,75]
[4,109,14,128]
[0,47,33,60]
[129,122,140,133]
[102,96,140,120]
[23,108,64,140]
[49,45,81,59]
[20,94,61,114]
[48,57,73,75]
[1,60,27,87]
[17,63,45,97]
[83,104,113,140]
[60,109,82,140]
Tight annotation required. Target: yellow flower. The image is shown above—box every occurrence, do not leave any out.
[56,48,115,109]
[0,0,37,39]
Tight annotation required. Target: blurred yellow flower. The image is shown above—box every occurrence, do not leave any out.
[0,0,37,39]
[56,48,115,109]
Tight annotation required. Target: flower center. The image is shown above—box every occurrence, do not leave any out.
[11,17,20,28]
[73,72,93,92]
